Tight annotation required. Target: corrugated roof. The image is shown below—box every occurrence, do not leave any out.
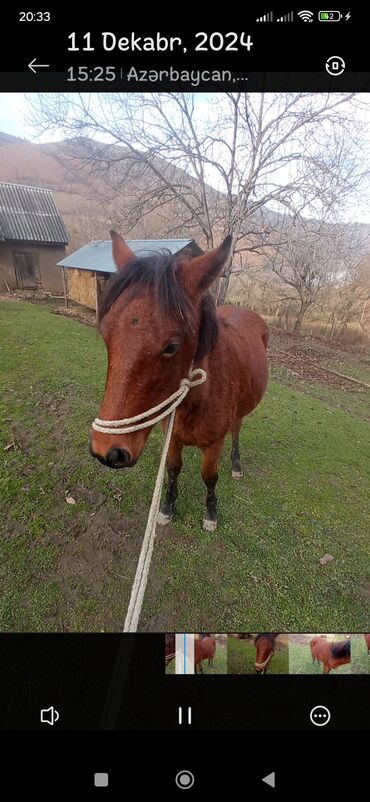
[57,239,197,273]
[0,182,68,245]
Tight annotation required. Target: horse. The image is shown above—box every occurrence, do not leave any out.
[194,636,216,673]
[310,636,350,674]
[364,634,370,655]
[165,633,176,666]
[310,634,327,664]
[89,231,269,531]
[254,633,279,674]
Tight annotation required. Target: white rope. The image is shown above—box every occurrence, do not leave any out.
[255,650,274,671]
[92,369,207,435]
[92,366,207,633]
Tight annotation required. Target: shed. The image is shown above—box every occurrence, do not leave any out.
[57,238,203,315]
[0,182,69,293]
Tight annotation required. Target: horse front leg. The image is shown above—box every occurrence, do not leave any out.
[157,436,183,525]
[201,438,225,532]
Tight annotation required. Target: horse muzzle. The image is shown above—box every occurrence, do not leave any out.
[89,440,137,469]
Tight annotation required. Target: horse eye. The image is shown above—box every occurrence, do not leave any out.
[161,341,180,357]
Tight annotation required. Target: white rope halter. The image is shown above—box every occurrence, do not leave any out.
[92,368,206,435]
[92,366,207,633]
[255,650,274,671]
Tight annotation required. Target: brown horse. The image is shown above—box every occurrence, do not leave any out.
[364,634,370,654]
[90,231,269,530]
[194,636,216,673]
[310,636,350,674]
[254,633,278,674]
[310,634,327,664]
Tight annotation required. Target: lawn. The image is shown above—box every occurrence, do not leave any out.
[0,300,369,631]
[350,635,369,674]
[227,635,289,674]
[289,636,351,674]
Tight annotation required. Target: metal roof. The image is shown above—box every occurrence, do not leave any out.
[57,239,198,273]
[0,182,69,245]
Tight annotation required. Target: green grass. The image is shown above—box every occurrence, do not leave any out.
[350,635,369,674]
[0,300,369,631]
[227,636,289,674]
[289,638,351,674]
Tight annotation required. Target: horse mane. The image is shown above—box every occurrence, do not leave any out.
[331,640,350,659]
[254,633,279,645]
[98,252,219,361]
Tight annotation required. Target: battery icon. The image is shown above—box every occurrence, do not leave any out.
[319,10,342,20]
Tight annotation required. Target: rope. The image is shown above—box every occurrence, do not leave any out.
[255,650,274,671]
[92,369,207,434]
[92,366,207,632]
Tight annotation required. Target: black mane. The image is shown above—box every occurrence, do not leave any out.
[331,640,350,659]
[99,252,219,361]
[254,633,279,645]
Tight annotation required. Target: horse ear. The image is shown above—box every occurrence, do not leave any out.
[110,230,135,271]
[179,236,232,298]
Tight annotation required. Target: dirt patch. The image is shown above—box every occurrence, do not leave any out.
[269,350,360,390]
[52,505,152,629]
[270,328,366,357]
[0,291,65,305]
[269,330,369,390]
[51,307,96,327]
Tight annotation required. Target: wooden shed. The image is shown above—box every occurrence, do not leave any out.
[57,238,203,317]
[0,182,68,293]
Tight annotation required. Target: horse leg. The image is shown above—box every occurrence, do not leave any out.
[157,437,183,525]
[231,418,243,479]
[201,439,224,531]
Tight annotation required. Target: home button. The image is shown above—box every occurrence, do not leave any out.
[175,770,195,789]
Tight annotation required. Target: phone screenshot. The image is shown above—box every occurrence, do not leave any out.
[0,6,368,796]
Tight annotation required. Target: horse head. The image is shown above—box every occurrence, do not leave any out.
[89,231,232,468]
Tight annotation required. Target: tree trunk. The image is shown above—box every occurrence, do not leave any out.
[329,315,337,340]
[215,253,233,305]
[293,302,308,332]
[360,297,368,325]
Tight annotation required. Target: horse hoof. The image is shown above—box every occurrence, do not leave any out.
[232,470,243,479]
[157,511,173,526]
[203,518,217,532]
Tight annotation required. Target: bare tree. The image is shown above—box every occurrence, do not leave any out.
[28,92,369,302]
[265,216,369,331]
[324,245,370,339]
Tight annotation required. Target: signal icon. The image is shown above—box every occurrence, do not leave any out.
[256,11,274,22]
[298,9,314,21]
[277,11,294,22]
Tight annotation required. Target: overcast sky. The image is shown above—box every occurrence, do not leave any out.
[1,91,370,224]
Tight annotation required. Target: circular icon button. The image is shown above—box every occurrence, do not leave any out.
[325,56,345,76]
[175,770,195,789]
[310,705,331,726]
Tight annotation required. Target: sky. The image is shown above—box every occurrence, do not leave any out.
[1,91,370,224]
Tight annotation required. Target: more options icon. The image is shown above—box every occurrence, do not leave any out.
[310,705,331,726]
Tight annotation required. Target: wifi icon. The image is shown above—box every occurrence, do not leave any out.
[298,9,314,21]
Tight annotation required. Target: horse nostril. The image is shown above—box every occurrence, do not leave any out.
[106,446,131,468]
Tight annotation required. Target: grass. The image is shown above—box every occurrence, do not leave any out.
[227,636,289,674]
[289,637,351,674]
[350,635,369,674]
[0,300,369,631]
